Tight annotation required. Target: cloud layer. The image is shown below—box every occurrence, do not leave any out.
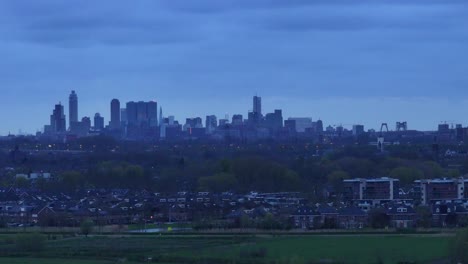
[0,0,467,134]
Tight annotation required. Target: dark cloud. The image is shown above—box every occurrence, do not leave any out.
[0,0,467,134]
[0,1,199,47]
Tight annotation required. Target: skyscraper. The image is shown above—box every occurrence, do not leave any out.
[94,113,104,130]
[50,103,66,133]
[81,117,91,132]
[110,99,120,129]
[206,115,218,134]
[265,110,283,131]
[126,102,138,125]
[126,101,158,127]
[159,107,163,126]
[253,96,262,116]
[147,101,158,127]
[232,114,244,126]
[69,90,78,128]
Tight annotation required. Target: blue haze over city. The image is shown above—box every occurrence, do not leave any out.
[0,0,467,135]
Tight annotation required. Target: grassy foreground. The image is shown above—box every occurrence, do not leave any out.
[0,234,452,264]
[0,258,121,264]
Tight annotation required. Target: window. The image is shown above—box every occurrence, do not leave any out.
[397,208,407,213]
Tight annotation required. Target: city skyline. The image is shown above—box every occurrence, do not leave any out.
[5,93,468,136]
[1,0,468,135]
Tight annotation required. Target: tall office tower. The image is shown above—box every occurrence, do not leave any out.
[136,101,147,124]
[287,118,313,133]
[352,124,365,136]
[147,101,158,127]
[120,109,127,124]
[316,119,324,134]
[185,117,203,129]
[94,113,104,130]
[159,107,163,126]
[265,110,283,131]
[69,90,78,128]
[206,115,218,134]
[110,99,120,129]
[81,117,91,131]
[232,114,243,126]
[126,102,138,125]
[253,96,262,115]
[50,103,66,133]
[126,101,158,127]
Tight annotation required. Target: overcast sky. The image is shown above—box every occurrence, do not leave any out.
[0,0,467,135]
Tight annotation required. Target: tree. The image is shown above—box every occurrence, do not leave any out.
[415,206,432,228]
[14,176,29,188]
[369,208,390,229]
[451,228,468,263]
[124,165,146,188]
[60,171,84,191]
[198,173,238,192]
[327,170,349,193]
[80,219,94,237]
[389,167,424,185]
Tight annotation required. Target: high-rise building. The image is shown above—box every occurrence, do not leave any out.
[287,118,312,133]
[50,103,66,133]
[147,101,158,127]
[253,96,262,116]
[126,101,158,127]
[94,113,104,130]
[126,102,138,125]
[284,119,296,132]
[265,110,283,131]
[206,115,218,134]
[219,119,229,127]
[120,108,127,124]
[232,114,243,126]
[69,91,78,128]
[185,117,203,129]
[110,99,120,129]
[159,107,163,126]
[81,117,91,129]
[352,124,365,136]
[316,120,324,134]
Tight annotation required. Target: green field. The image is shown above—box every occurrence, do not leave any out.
[192,235,451,263]
[0,258,120,264]
[0,234,452,264]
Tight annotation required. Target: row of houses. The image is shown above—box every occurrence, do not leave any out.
[1,187,468,230]
[291,201,468,229]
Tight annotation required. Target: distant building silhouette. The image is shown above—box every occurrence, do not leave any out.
[352,125,365,136]
[69,91,78,129]
[206,115,217,134]
[253,96,262,116]
[287,118,312,133]
[110,99,120,129]
[232,114,243,126]
[126,101,158,127]
[94,113,104,130]
[50,103,66,133]
[316,120,324,134]
[265,110,283,132]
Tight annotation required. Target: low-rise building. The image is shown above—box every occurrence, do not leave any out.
[414,177,467,205]
[343,177,400,205]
